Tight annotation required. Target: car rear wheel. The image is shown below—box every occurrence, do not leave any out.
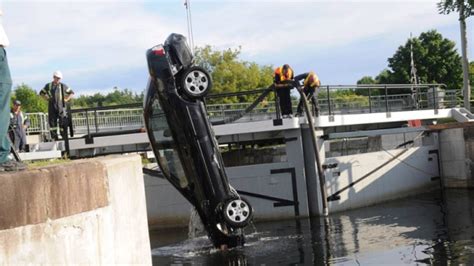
[223,197,253,228]
[180,66,212,98]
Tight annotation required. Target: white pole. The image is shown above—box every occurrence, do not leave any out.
[459,3,471,111]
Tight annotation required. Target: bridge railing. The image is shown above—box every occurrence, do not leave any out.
[25,84,460,136]
[316,84,455,116]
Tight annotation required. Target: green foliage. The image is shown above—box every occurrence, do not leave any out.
[438,0,474,19]
[388,30,463,90]
[12,84,143,112]
[12,83,47,113]
[375,69,392,84]
[73,87,143,108]
[319,89,369,106]
[28,158,71,167]
[357,30,463,91]
[357,76,375,85]
[194,45,274,103]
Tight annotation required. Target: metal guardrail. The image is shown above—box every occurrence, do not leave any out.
[25,84,462,136]
[72,108,144,135]
[25,113,49,139]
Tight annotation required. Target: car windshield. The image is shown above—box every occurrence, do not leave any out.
[147,95,188,188]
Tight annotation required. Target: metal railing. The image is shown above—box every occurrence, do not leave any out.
[317,84,453,116]
[25,84,462,136]
[72,108,144,135]
[25,112,49,139]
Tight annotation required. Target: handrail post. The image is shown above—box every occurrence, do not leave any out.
[94,110,99,133]
[384,85,389,113]
[326,85,331,116]
[85,111,90,136]
[415,86,419,110]
[433,86,438,114]
[368,87,372,113]
[272,85,282,126]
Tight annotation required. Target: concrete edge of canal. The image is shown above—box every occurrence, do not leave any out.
[0,154,151,265]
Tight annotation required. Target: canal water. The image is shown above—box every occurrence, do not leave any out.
[150,189,474,265]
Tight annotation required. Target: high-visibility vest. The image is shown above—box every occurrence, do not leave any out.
[274,66,294,82]
[40,82,73,101]
[304,71,320,88]
[10,111,28,128]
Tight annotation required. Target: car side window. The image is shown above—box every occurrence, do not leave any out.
[149,97,188,188]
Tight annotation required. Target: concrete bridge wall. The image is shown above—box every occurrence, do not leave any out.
[438,124,474,188]
[0,155,151,264]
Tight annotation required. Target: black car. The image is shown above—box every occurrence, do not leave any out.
[143,33,253,248]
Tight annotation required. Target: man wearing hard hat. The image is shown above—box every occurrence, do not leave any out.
[39,70,74,140]
[294,71,321,117]
[0,9,26,171]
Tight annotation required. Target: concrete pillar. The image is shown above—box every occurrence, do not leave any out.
[284,128,310,217]
[439,128,472,188]
[464,126,474,182]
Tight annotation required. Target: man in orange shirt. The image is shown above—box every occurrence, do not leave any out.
[273,64,294,118]
[294,71,321,117]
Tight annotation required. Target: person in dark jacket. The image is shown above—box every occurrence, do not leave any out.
[274,64,295,118]
[294,71,321,117]
[39,70,74,140]
[9,100,30,152]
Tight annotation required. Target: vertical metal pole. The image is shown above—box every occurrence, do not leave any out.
[384,85,389,113]
[274,86,281,119]
[94,110,99,133]
[326,86,331,116]
[368,87,372,113]
[459,6,471,112]
[85,111,90,136]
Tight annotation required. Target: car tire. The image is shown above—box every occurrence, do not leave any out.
[180,66,212,98]
[223,197,253,228]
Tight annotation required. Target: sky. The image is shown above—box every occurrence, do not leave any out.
[1,0,472,96]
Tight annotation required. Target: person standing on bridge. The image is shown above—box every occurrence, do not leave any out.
[294,71,321,117]
[0,9,26,171]
[9,100,30,152]
[40,71,74,141]
[273,64,295,118]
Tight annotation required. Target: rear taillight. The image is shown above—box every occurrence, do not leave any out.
[152,45,165,56]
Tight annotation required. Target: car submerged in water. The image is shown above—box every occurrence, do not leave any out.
[143,33,253,248]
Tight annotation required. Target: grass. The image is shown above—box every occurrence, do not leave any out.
[27,158,71,168]
[435,117,457,124]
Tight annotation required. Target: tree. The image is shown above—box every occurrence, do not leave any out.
[387,30,463,90]
[194,45,274,104]
[12,84,47,113]
[375,69,392,84]
[357,76,376,84]
[74,93,106,108]
[73,87,143,108]
[104,87,141,106]
[438,0,473,110]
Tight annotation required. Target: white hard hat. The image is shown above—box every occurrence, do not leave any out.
[53,70,63,79]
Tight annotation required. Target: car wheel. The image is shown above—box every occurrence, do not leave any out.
[180,66,212,98]
[223,197,253,228]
